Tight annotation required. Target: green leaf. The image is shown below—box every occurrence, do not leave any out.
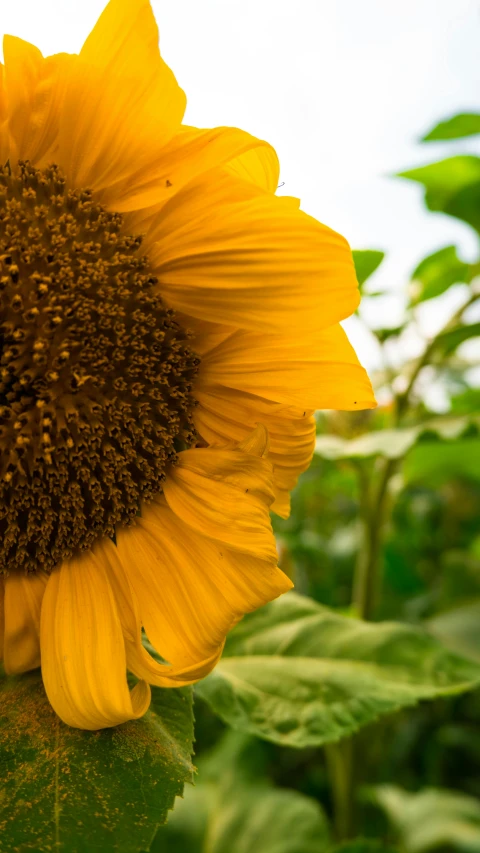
[352,250,385,290]
[151,780,331,853]
[0,670,194,853]
[436,321,480,354]
[450,388,480,416]
[404,439,480,486]
[372,326,404,344]
[209,786,331,853]
[369,786,480,852]
[195,593,480,748]
[427,601,480,663]
[398,156,480,232]
[410,245,472,305]
[314,415,480,462]
[330,841,399,853]
[423,113,480,141]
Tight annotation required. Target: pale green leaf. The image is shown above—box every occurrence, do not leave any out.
[151,779,330,853]
[404,439,480,486]
[398,156,480,233]
[436,322,480,354]
[352,250,385,290]
[410,245,473,305]
[423,113,480,141]
[0,670,194,853]
[427,601,480,663]
[195,593,480,748]
[314,415,480,462]
[331,842,399,853]
[369,786,480,852]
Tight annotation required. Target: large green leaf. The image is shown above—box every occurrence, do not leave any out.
[410,245,473,305]
[427,601,480,663]
[0,670,194,853]
[352,250,385,290]
[422,113,480,141]
[195,593,480,748]
[398,156,480,233]
[314,415,480,462]
[369,786,480,852]
[404,439,480,486]
[151,778,331,853]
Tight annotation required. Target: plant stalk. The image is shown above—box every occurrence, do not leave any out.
[325,739,354,840]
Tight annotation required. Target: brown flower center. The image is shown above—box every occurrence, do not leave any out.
[0,161,199,575]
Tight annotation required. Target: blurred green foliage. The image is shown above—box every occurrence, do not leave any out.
[155,111,480,853]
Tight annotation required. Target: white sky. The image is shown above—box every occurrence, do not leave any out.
[2,0,480,372]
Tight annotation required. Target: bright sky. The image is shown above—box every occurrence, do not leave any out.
[2,0,480,373]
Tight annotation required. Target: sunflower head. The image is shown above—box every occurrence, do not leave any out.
[0,159,198,575]
[0,0,375,730]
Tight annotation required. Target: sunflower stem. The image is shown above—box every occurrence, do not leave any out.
[353,457,397,621]
[325,738,354,840]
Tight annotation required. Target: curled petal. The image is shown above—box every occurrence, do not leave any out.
[40,547,150,730]
[116,499,291,679]
[116,429,291,680]
[162,426,278,562]
[194,387,317,517]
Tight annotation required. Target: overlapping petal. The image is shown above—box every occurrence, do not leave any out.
[55,0,185,196]
[162,428,278,562]
[193,386,317,517]
[1,37,72,165]
[198,323,376,410]
[148,168,360,336]
[2,570,48,674]
[40,547,150,730]
[0,579,5,662]
[113,125,279,213]
[115,428,291,679]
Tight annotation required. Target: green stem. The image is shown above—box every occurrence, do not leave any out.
[354,291,479,619]
[353,458,397,621]
[395,291,479,422]
[325,739,354,840]
[326,291,480,840]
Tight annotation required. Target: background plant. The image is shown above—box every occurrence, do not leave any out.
[2,112,480,853]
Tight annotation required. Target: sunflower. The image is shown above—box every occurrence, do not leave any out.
[0,0,375,730]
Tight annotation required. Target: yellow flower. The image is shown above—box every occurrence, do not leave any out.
[0,0,375,730]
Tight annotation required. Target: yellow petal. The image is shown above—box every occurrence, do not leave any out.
[40,547,150,730]
[3,570,48,674]
[0,578,4,662]
[199,323,376,410]
[223,143,280,192]
[111,125,278,213]
[194,386,316,518]
[57,0,185,194]
[116,496,292,677]
[2,36,73,165]
[92,535,209,687]
[149,168,360,335]
[162,430,278,563]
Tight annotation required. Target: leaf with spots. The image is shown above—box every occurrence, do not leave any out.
[195,593,480,747]
[0,669,194,852]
